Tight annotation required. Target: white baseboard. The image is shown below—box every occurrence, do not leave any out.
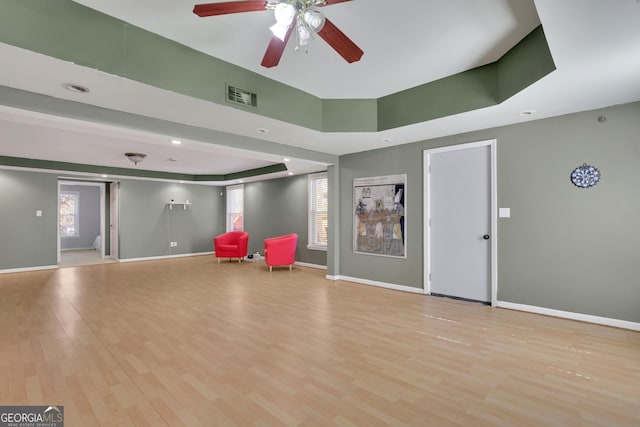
[328,275,425,294]
[119,251,214,263]
[0,265,58,275]
[61,247,95,252]
[497,301,640,332]
[320,279,640,331]
[295,261,327,270]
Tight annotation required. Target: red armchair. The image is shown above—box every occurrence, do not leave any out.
[213,231,249,263]
[264,233,298,272]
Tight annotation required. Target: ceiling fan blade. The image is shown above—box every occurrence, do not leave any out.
[193,1,267,17]
[317,0,353,6]
[261,25,294,68]
[317,18,363,63]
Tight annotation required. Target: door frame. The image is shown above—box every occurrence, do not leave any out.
[109,181,120,261]
[57,180,106,263]
[423,139,498,306]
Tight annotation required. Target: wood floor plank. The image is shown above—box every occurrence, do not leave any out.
[1,255,639,426]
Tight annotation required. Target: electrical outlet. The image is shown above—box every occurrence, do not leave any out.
[170,241,178,247]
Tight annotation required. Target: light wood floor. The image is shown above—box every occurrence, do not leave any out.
[59,249,117,268]
[0,256,638,427]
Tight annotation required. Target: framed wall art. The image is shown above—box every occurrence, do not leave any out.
[353,174,406,258]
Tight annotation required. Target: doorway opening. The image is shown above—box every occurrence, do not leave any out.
[57,180,118,267]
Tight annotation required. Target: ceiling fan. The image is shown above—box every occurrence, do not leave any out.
[193,0,363,68]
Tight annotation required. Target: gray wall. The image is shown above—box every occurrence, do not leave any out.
[339,101,640,323]
[244,175,327,266]
[496,103,640,322]
[0,169,58,269]
[339,150,418,286]
[0,173,225,268]
[118,180,224,259]
[60,184,101,250]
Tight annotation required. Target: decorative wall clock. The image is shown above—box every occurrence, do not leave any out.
[570,163,601,188]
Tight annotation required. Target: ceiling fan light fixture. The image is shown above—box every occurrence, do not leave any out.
[303,10,325,32]
[270,23,290,41]
[297,24,312,45]
[125,152,147,165]
[274,3,296,26]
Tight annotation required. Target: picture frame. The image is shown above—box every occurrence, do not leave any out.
[353,174,406,258]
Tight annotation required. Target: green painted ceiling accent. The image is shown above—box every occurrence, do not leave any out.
[0,156,287,182]
[497,26,556,103]
[378,64,498,131]
[0,0,555,133]
[322,99,378,132]
[377,26,554,131]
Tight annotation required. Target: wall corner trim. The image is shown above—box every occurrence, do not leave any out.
[497,301,640,332]
[0,265,59,275]
[329,275,425,294]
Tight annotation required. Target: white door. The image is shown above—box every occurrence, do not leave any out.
[424,141,496,304]
[109,182,119,260]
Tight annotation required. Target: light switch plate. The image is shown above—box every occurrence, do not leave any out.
[499,208,511,218]
[36,210,43,217]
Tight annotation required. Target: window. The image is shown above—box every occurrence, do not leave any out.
[226,184,244,231]
[308,172,328,250]
[59,191,79,237]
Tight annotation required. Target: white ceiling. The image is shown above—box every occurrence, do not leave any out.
[0,106,322,176]
[1,0,640,181]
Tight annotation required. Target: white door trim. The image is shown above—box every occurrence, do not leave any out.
[110,181,120,261]
[423,139,498,306]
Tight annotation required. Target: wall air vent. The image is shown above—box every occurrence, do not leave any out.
[226,85,258,108]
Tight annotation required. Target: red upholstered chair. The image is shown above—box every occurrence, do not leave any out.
[213,231,249,263]
[264,233,298,272]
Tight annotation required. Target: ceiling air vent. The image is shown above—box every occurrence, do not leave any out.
[226,85,258,108]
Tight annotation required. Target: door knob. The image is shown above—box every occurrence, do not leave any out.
[483,234,490,240]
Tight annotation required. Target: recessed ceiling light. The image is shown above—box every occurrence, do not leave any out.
[101,174,108,178]
[239,180,244,183]
[179,180,185,184]
[62,83,89,93]
[519,110,536,116]
[283,158,291,162]
[171,139,182,145]
[257,128,269,133]
[288,172,294,176]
